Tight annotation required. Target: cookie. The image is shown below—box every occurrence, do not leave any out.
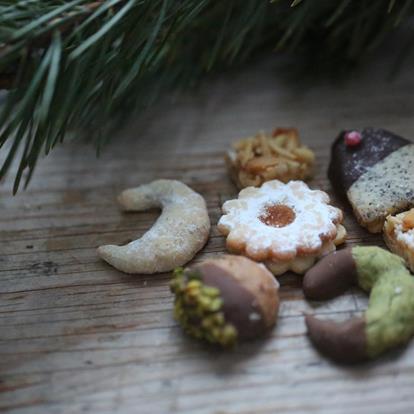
[217,180,346,275]
[384,208,414,273]
[328,128,414,233]
[170,255,280,347]
[226,128,315,189]
[303,246,414,363]
[98,179,210,274]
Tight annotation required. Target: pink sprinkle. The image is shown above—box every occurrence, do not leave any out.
[344,130,362,147]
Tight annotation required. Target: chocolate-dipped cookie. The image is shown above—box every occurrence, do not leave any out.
[303,246,414,363]
[328,128,414,233]
[170,255,280,347]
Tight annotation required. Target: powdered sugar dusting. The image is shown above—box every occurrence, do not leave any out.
[218,180,343,259]
[98,179,210,273]
[395,222,414,249]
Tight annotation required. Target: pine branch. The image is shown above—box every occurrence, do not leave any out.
[0,0,413,193]
[0,73,14,88]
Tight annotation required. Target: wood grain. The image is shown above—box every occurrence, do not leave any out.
[1,55,414,414]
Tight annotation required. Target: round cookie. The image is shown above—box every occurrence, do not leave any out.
[170,255,280,347]
[226,128,315,189]
[218,180,346,275]
[303,246,414,363]
[328,127,414,233]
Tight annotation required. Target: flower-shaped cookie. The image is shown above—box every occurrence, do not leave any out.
[218,180,346,274]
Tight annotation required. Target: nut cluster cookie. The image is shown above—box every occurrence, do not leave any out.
[384,208,414,273]
[218,180,346,275]
[226,128,315,189]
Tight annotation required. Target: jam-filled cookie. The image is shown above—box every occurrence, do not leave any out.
[384,208,414,273]
[217,180,346,275]
[328,128,414,233]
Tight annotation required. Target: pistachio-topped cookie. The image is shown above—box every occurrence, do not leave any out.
[328,128,414,233]
[170,255,279,347]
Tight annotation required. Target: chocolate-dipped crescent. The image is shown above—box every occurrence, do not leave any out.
[303,246,414,363]
[303,248,358,300]
[305,315,367,364]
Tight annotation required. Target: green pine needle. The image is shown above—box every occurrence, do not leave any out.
[0,0,413,193]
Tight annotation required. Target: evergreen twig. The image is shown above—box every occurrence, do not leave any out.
[0,0,413,192]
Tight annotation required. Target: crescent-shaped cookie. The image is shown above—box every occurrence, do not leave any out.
[98,180,210,274]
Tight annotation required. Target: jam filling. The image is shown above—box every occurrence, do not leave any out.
[259,204,296,228]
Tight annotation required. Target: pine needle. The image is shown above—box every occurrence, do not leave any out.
[0,0,413,192]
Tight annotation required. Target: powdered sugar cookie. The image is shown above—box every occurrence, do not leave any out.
[98,180,210,274]
[384,208,414,273]
[217,180,346,275]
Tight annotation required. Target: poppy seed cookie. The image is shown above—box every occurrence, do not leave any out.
[328,128,414,233]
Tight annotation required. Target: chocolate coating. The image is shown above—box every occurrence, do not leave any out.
[305,315,367,363]
[303,248,358,300]
[199,263,265,339]
[195,257,279,340]
[328,128,409,200]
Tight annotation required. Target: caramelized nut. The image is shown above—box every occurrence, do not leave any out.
[227,128,315,189]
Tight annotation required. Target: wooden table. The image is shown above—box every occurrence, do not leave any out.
[1,55,414,414]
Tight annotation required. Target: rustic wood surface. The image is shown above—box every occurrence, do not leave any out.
[1,55,414,414]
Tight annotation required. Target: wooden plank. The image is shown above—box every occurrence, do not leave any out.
[1,54,414,413]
